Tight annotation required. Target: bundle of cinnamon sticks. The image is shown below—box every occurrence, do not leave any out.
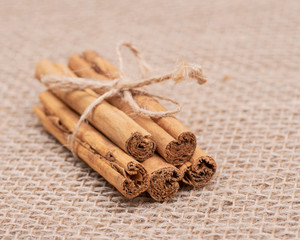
[33,49,216,201]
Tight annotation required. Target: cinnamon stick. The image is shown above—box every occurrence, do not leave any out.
[179,148,217,187]
[37,90,181,201]
[143,154,181,201]
[68,53,195,166]
[82,50,217,187]
[35,60,156,161]
[33,101,149,198]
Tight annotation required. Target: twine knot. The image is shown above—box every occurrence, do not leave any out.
[41,41,206,156]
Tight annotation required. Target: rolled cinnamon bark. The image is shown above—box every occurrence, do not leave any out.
[143,155,181,201]
[35,60,156,161]
[179,148,217,187]
[33,101,149,198]
[82,51,217,187]
[37,91,181,201]
[68,53,195,166]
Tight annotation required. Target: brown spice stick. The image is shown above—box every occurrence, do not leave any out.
[35,60,156,161]
[33,103,149,198]
[68,53,195,166]
[143,154,181,201]
[179,148,217,187]
[82,50,217,186]
[38,90,181,201]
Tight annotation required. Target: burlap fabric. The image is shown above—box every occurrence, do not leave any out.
[1,0,299,239]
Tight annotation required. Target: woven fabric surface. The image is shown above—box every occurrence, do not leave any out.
[0,0,299,239]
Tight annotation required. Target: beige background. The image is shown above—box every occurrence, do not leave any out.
[0,0,299,239]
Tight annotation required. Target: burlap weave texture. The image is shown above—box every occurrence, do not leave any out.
[0,0,299,239]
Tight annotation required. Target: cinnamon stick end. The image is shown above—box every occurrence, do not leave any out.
[165,132,196,166]
[148,167,181,202]
[183,155,217,187]
[126,132,156,162]
[122,162,149,198]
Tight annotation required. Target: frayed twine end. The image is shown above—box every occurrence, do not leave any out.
[172,59,206,85]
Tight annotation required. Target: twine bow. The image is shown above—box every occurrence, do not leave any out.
[41,41,206,156]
